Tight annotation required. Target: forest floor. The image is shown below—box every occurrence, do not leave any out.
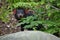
[0,13,21,36]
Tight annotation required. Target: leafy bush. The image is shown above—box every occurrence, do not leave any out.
[1,0,60,37]
[0,1,11,22]
[13,0,60,36]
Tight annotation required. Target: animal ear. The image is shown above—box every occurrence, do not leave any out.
[24,9,28,14]
[13,9,16,14]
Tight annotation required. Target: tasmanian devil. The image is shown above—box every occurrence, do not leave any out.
[13,7,34,31]
[13,7,25,20]
[13,7,34,20]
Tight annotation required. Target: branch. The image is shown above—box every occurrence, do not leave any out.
[51,6,60,10]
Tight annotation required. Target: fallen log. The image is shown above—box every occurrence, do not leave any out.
[0,31,60,40]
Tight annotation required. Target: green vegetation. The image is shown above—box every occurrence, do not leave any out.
[0,0,60,37]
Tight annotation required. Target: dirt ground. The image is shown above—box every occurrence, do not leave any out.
[0,13,21,36]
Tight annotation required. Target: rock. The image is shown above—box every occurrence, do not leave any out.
[0,31,60,40]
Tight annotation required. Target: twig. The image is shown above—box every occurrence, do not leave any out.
[51,5,60,10]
